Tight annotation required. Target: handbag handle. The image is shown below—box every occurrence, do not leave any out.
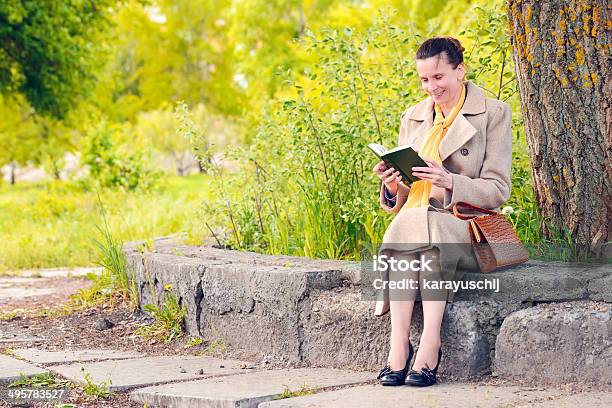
[452,201,499,220]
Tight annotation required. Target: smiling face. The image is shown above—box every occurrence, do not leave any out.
[416,53,466,107]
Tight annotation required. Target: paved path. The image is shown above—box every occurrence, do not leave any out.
[0,269,100,314]
[1,349,609,407]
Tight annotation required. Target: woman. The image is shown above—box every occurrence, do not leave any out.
[372,36,512,387]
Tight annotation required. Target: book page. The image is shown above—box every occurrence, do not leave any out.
[367,143,387,157]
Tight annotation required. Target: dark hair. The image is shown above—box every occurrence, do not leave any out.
[416,36,465,68]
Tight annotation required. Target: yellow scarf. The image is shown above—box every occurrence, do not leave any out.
[402,83,467,209]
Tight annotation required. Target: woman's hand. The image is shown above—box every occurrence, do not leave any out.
[412,158,453,190]
[373,161,402,195]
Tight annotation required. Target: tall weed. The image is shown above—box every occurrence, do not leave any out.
[72,193,139,309]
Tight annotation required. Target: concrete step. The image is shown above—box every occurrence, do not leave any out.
[48,355,254,391]
[259,383,612,408]
[12,348,143,364]
[0,354,47,383]
[130,367,373,408]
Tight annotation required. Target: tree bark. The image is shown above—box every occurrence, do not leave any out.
[507,0,611,255]
[10,162,16,185]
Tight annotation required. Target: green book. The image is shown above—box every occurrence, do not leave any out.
[367,143,428,185]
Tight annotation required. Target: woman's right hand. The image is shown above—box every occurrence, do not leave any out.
[373,161,402,196]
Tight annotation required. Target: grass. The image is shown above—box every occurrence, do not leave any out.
[194,327,228,356]
[0,174,212,272]
[134,285,187,343]
[9,373,72,389]
[80,367,113,399]
[272,383,316,399]
[0,159,590,283]
[69,193,141,310]
[185,337,204,347]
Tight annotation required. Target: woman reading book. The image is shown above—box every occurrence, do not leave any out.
[372,37,512,387]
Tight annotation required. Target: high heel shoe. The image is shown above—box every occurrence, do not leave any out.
[377,341,414,386]
[406,345,442,387]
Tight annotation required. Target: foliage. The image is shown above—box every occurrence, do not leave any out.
[199,330,228,355]
[273,383,316,400]
[0,310,19,321]
[185,337,204,347]
[71,194,139,309]
[186,0,581,261]
[0,96,43,177]
[134,284,187,343]
[192,3,496,257]
[0,0,123,118]
[133,107,193,175]
[80,367,113,399]
[9,373,71,389]
[0,0,588,266]
[81,120,160,191]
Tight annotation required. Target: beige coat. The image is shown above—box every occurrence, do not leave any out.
[374,80,513,315]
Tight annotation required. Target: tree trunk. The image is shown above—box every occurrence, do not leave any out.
[10,162,16,185]
[506,0,611,256]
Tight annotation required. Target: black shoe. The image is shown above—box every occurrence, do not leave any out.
[406,345,442,387]
[377,341,414,386]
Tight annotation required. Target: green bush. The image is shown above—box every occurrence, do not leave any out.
[193,6,519,257]
[190,3,578,261]
[82,119,160,191]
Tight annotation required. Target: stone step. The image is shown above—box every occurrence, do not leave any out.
[12,348,143,364]
[48,355,254,391]
[0,355,47,383]
[130,367,373,408]
[258,383,612,408]
[494,301,612,384]
[526,392,612,407]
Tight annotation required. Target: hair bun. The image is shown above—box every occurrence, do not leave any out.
[416,36,465,67]
[447,37,465,54]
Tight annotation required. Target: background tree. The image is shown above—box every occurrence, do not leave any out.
[506,0,610,255]
[0,0,126,183]
[0,96,38,184]
[0,0,121,119]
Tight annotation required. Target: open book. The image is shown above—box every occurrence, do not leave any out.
[368,143,427,185]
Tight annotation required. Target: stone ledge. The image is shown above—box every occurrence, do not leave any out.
[125,237,611,382]
[494,300,612,384]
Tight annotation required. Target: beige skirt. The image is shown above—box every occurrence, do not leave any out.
[373,208,479,316]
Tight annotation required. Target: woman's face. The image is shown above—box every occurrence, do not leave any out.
[416,53,465,106]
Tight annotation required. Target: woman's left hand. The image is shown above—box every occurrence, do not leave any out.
[412,158,453,190]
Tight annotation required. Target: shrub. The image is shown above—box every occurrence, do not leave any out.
[81,119,160,191]
[188,2,578,261]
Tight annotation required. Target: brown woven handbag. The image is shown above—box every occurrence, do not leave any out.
[452,202,529,273]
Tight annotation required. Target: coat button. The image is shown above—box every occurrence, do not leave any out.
[460,148,469,156]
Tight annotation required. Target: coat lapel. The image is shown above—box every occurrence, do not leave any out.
[407,81,487,161]
[438,114,477,161]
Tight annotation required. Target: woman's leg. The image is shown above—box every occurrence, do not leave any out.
[388,299,416,370]
[386,250,419,370]
[412,300,445,371]
[413,247,446,371]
